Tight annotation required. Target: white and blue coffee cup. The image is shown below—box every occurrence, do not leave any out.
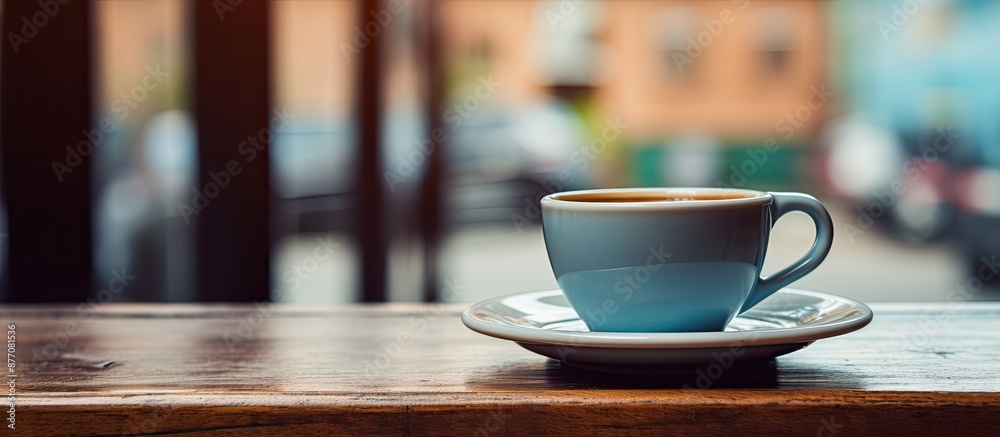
[541,187,833,332]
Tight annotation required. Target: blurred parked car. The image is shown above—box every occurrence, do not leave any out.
[270,100,588,233]
[819,116,958,243]
[819,115,999,284]
[447,101,588,225]
[952,165,1000,281]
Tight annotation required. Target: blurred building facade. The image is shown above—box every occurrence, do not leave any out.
[443,0,828,188]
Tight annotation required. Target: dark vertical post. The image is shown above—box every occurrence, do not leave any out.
[193,0,271,301]
[420,0,444,302]
[0,0,92,302]
[357,0,387,302]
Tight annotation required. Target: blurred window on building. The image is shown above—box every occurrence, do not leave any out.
[536,0,606,88]
[655,8,700,81]
[757,8,795,79]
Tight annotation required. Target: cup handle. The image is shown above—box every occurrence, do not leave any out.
[740,192,834,313]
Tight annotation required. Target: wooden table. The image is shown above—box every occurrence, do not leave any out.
[2,301,998,435]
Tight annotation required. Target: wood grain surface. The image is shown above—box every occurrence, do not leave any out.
[1,302,998,435]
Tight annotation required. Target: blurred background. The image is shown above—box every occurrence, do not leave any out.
[1,0,998,304]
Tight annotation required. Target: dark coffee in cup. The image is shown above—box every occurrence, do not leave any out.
[555,191,759,203]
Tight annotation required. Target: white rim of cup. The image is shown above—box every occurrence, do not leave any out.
[541,187,772,212]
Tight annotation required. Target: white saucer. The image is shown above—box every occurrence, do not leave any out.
[462,288,873,373]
